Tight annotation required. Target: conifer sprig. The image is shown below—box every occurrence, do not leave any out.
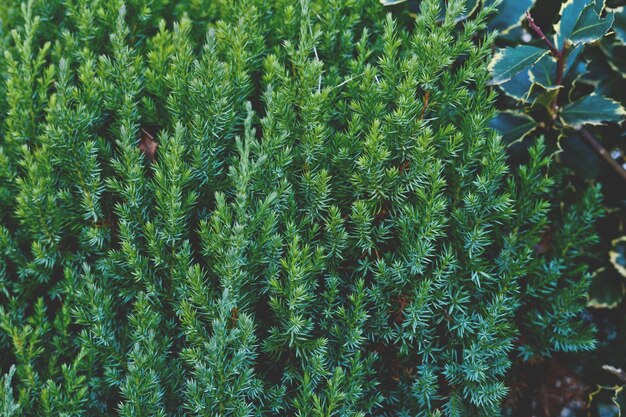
[0,0,602,415]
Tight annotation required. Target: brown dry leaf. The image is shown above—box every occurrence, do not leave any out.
[138,128,158,162]
[534,226,553,255]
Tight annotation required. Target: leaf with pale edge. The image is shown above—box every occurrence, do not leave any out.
[490,112,537,144]
[488,45,549,85]
[561,93,626,128]
[532,87,562,110]
[598,37,626,75]
[610,237,626,278]
[500,70,533,101]
[569,1,614,45]
[588,267,624,309]
[564,43,584,79]
[612,7,626,45]
[530,55,558,89]
[555,0,589,47]
[486,0,535,33]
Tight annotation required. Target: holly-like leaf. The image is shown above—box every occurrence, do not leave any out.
[598,37,626,76]
[613,7,626,45]
[499,70,533,101]
[564,43,584,79]
[532,87,561,110]
[488,45,549,85]
[555,0,589,47]
[560,133,607,179]
[575,51,611,87]
[569,1,614,45]
[560,93,626,128]
[591,0,604,14]
[490,111,537,144]
[530,55,558,89]
[610,237,626,278]
[485,0,535,33]
[587,267,624,309]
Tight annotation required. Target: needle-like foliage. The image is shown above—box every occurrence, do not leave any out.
[0,0,601,416]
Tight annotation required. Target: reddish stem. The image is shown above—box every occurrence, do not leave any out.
[525,12,568,112]
[525,12,559,57]
[554,43,568,87]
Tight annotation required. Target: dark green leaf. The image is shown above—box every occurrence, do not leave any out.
[486,0,535,33]
[588,267,624,309]
[569,2,614,45]
[560,133,607,179]
[490,112,537,144]
[488,45,549,85]
[613,7,626,44]
[560,94,626,128]
[564,43,584,79]
[530,55,558,89]
[555,0,589,47]
[531,87,561,110]
[598,37,626,75]
[499,70,533,101]
[611,237,626,278]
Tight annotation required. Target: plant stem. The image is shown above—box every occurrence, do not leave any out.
[554,43,568,87]
[580,128,626,183]
[551,44,569,113]
[525,12,568,113]
[525,11,626,182]
[525,12,559,57]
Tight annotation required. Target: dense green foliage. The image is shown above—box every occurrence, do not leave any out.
[488,1,626,412]
[483,0,626,314]
[491,0,626,413]
[0,0,604,415]
[384,0,626,413]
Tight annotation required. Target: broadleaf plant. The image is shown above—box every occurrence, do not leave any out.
[488,45,550,84]
[489,1,624,125]
[488,0,626,314]
[561,93,626,127]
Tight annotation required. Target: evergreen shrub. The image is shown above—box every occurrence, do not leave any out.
[0,0,603,415]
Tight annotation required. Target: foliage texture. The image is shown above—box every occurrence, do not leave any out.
[0,0,603,415]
